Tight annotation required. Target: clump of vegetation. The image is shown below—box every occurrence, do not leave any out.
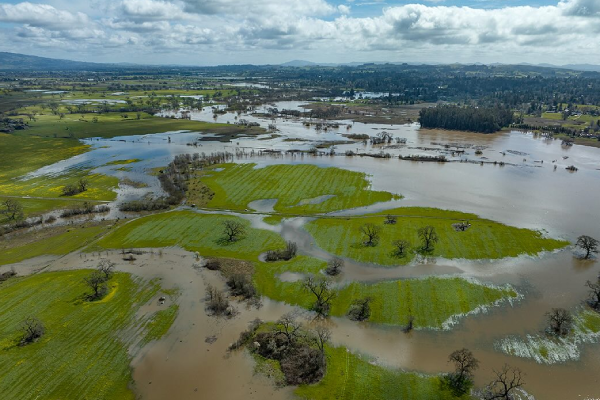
[60,202,110,218]
[347,297,372,322]
[248,313,329,386]
[227,274,257,299]
[419,105,514,133]
[205,283,232,316]
[265,241,297,262]
[0,268,16,284]
[62,178,89,197]
[325,257,344,276]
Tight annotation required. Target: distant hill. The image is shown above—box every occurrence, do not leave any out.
[0,52,119,71]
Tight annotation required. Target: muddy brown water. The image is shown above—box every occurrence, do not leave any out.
[8,105,600,399]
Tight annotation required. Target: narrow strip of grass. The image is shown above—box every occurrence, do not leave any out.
[192,163,400,214]
[306,207,568,266]
[0,270,177,400]
[96,211,285,261]
[295,346,464,400]
[254,257,516,329]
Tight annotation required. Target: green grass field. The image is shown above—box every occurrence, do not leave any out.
[306,208,568,266]
[0,224,111,266]
[18,112,263,140]
[254,257,516,329]
[296,346,465,400]
[0,270,177,400]
[96,211,285,260]
[0,133,117,216]
[193,163,400,214]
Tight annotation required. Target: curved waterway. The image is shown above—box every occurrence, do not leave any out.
[17,103,600,399]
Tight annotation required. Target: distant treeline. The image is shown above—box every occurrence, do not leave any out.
[418,105,515,133]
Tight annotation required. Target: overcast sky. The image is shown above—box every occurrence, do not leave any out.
[0,0,598,66]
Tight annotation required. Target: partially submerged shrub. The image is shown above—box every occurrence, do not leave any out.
[227,274,256,299]
[265,241,298,262]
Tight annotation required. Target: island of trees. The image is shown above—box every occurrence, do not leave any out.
[419,105,515,133]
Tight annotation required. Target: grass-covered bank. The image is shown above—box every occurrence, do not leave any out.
[0,223,112,266]
[96,211,285,260]
[306,208,568,266]
[0,270,178,399]
[254,257,517,329]
[189,163,400,214]
[295,346,465,400]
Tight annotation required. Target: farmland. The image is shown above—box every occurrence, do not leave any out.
[191,163,400,214]
[0,270,177,400]
[306,208,568,266]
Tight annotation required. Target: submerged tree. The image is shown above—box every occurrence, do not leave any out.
[222,220,246,242]
[303,276,336,317]
[576,235,598,259]
[360,223,381,247]
[586,278,600,310]
[444,348,479,396]
[326,257,344,276]
[546,308,573,336]
[482,364,525,400]
[418,225,439,252]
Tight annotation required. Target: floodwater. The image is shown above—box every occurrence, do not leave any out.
[12,102,600,399]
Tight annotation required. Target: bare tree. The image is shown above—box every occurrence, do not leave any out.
[360,223,381,247]
[304,276,336,317]
[576,235,598,259]
[418,225,439,252]
[20,316,45,345]
[274,312,303,346]
[84,270,108,300]
[326,257,344,276]
[483,365,525,400]
[206,284,231,315]
[392,239,410,257]
[97,259,115,280]
[586,278,600,310]
[546,308,573,336]
[311,325,331,354]
[444,348,479,395]
[1,199,24,221]
[222,220,246,242]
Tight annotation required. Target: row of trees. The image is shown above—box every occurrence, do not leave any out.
[419,105,515,133]
[360,222,439,254]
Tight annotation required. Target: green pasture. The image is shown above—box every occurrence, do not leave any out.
[306,208,568,266]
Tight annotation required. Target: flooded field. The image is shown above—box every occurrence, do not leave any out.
[10,102,600,400]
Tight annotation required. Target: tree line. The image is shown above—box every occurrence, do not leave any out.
[419,105,515,133]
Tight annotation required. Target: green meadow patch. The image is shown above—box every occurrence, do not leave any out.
[0,224,111,266]
[192,163,400,214]
[96,211,285,261]
[306,208,568,266]
[254,257,516,329]
[0,270,178,400]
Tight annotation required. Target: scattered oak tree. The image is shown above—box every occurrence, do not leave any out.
[360,223,381,247]
[222,220,246,242]
[392,239,410,257]
[20,316,45,345]
[304,276,336,317]
[418,225,439,252]
[97,259,115,280]
[83,270,108,300]
[444,348,479,396]
[1,199,24,221]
